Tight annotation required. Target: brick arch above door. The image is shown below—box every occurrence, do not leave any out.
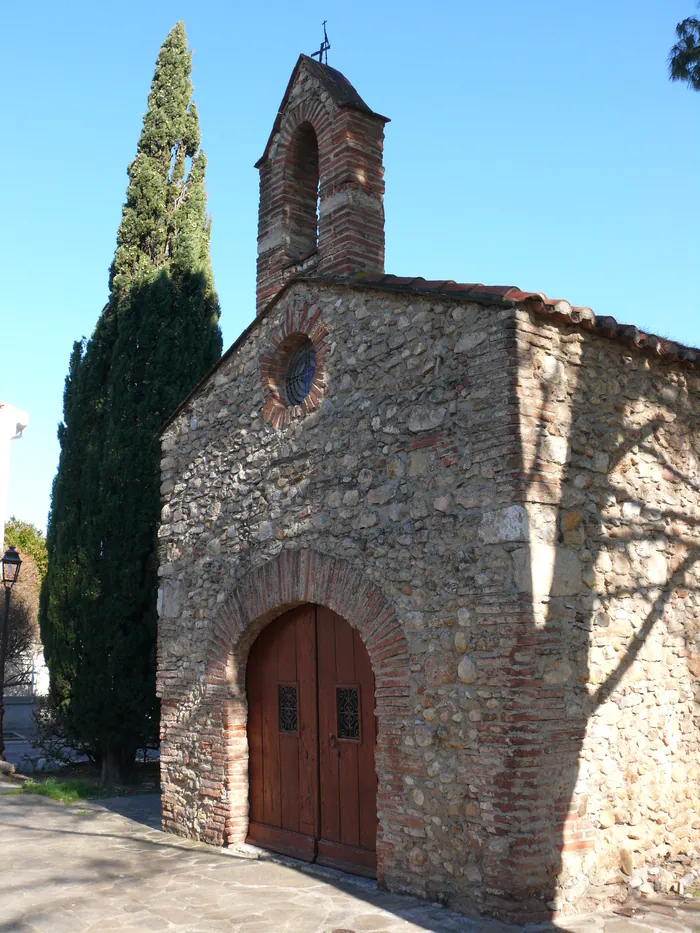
[208,549,409,694]
[203,548,411,880]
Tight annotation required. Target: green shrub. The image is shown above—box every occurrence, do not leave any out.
[16,778,107,804]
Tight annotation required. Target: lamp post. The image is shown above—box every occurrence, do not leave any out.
[0,545,22,760]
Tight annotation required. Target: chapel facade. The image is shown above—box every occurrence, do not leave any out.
[156,55,700,920]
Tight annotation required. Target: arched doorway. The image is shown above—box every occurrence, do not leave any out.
[246,603,377,877]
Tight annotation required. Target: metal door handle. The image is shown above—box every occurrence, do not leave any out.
[329,733,337,748]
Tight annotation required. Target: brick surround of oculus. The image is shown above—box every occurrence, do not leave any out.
[157,53,700,921]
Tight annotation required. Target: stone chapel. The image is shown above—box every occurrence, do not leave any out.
[156,55,700,920]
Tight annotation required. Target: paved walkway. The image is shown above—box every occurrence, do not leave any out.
[2,784,700,933]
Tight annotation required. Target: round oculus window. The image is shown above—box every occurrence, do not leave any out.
[285,340,316,406]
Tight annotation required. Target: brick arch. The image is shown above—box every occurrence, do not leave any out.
[259,297,329,428]
[204,548,410,879]
[276,100,334,186]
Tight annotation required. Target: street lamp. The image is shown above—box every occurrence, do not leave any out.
[0,545,22,760]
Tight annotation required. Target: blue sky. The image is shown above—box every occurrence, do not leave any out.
[3,0,699,533]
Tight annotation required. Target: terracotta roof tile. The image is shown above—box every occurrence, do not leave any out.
[159,272,698,435]
[328,273,699,366]
[301,55,377,114]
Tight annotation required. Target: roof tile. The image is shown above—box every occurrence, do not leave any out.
[337,273,699,365]
[255,55,389,168]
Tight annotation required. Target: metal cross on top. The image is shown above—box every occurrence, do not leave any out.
[311,20,330,65]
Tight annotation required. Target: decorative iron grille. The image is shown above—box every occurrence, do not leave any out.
[278,684,298,733]
[285,341,316,405]
[336,687,360,740]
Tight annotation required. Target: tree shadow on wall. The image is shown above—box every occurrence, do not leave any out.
[507,320,699,920]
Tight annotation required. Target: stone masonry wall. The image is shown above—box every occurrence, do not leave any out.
[514,306,700,913]
[156,280,554,920]
[157,280,700,921]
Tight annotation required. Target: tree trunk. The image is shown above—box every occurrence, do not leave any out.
[99,745,134,786]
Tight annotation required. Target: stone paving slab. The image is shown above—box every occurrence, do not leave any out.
[2,790,699,933]
[0,773,22,794]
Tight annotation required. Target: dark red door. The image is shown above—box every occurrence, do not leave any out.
[316,606,378,876]
[246,604,377,877]
[246,603,318,861]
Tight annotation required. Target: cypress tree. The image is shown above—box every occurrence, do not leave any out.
[41,22,222,783]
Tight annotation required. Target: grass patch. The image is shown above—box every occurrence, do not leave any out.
[10,760,159,804]
[14,778,113,804]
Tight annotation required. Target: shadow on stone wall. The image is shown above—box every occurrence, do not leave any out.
[513,316,699,918]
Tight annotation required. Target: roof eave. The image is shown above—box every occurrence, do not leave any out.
[159,275,699,438]
[254,54,389,169]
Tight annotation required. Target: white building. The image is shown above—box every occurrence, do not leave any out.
[0,400,29,551]
[0,402,48,727]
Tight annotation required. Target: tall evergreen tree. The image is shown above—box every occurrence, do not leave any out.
[41,23,222,783]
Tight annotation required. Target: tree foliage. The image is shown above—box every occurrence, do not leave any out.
[669,11,700,91]
[4,551,41,694]
[5,517,48,581]
[3,520,45,696]
[40,22,222,784]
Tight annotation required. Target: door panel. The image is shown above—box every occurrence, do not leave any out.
[316,609,340,845]
[246,604,376,877]
[296,607,319,838]
[316,606,377,875]
[276,616,299,833]
[260,624,281,829]
[247,628,264,826]
[247,821,316,862]
[356,626,379,853]
[246,605,318,860]
[315,838,378,879]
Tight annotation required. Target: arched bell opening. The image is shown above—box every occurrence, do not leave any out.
[283,122,320,266]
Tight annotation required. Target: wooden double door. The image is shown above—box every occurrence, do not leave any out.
[246,603,377,877]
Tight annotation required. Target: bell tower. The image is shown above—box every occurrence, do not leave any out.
[255,55,389,314]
